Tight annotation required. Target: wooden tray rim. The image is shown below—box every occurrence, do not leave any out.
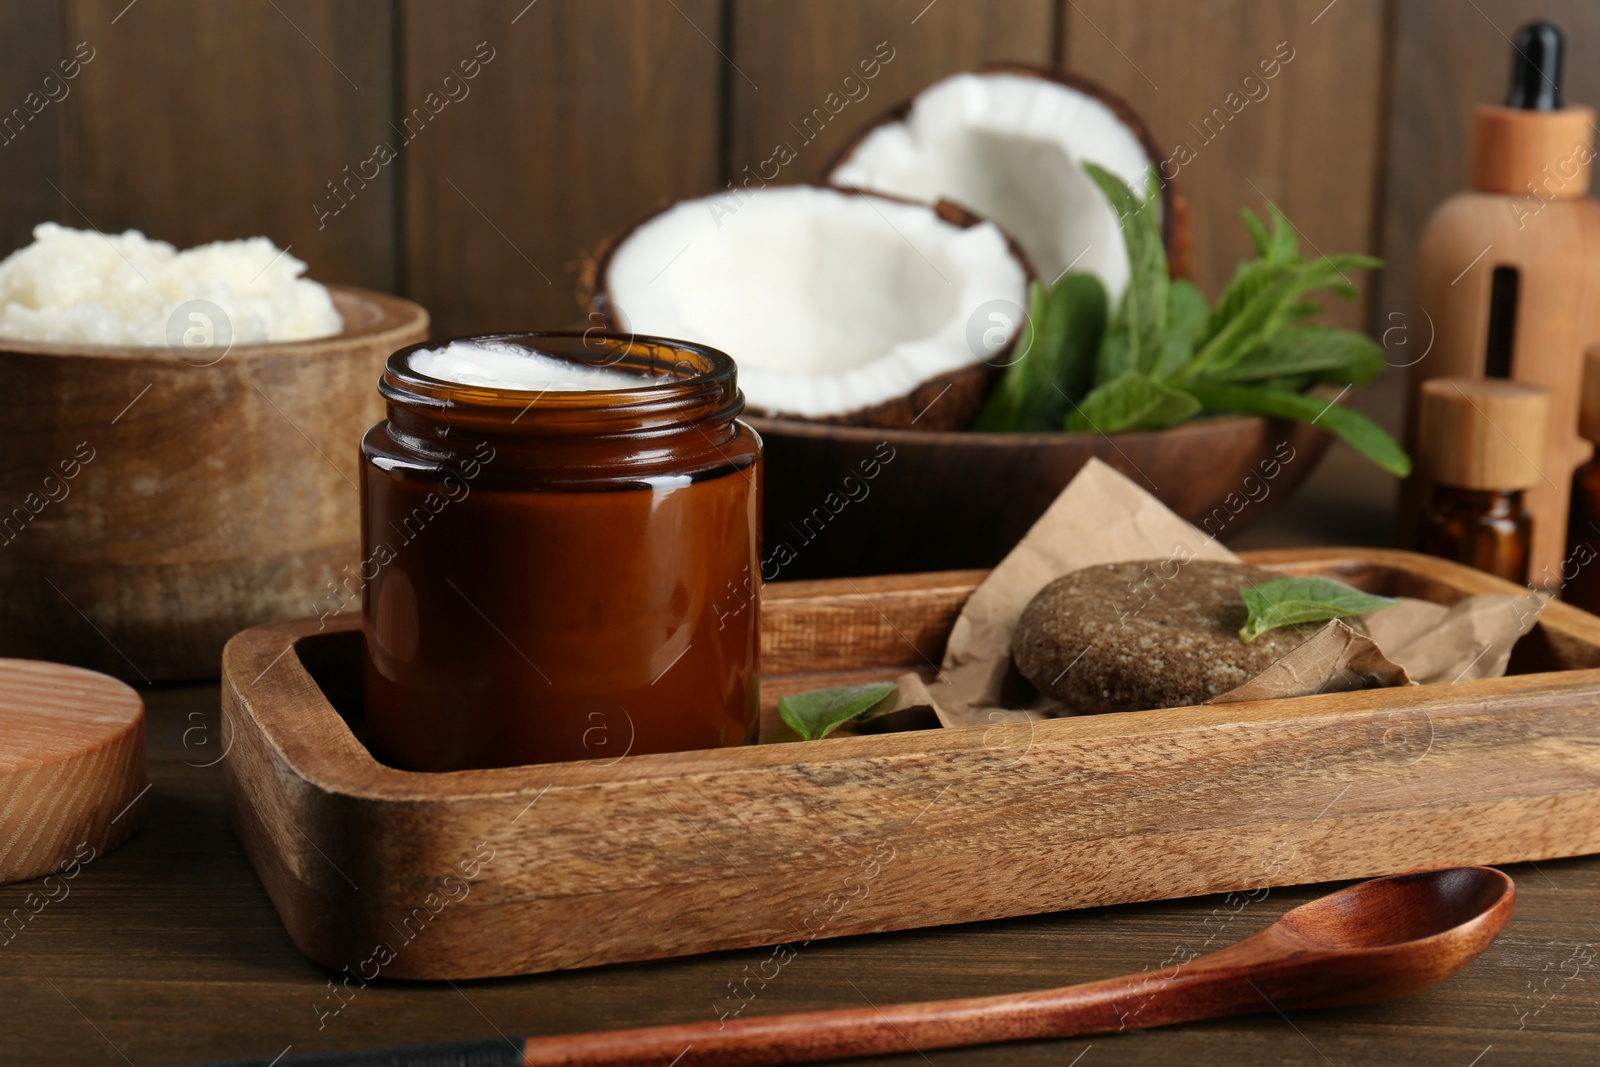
[221,547,1600,802]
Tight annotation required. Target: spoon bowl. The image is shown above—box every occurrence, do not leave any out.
[1208,866,1515,1015]
[1277,866,1515,950]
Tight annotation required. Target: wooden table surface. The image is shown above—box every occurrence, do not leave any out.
[0,669,1596,1067]
[7,408,1600,1066]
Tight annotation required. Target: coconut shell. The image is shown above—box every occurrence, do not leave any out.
[755,361,995,431]
[582,188,1035,432]
[826,62,1192,280]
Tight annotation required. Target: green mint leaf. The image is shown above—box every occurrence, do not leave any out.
[1215,326,1384,386]
[974,275,1109,432]
[973,280,1047,431]
[1239,576,1400,643]
[1184,381,1412,476]
[1067,370,1200,433]
[778,682,898,741]
[1201,258,1292,351]
[1288,300,1325,323]
[1261,201,1300,264]
[1183,267,1307,380]
[1249,373,1317,394]
[1043,272,1109,407]
[1241,207,1273,259]
[1083,164,1168,377]
[1155,279,1208,380]
[1096,326,1132,382]
[1180,254,1381,383]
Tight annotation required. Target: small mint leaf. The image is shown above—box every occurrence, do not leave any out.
[778,682,898,741]
[1238,576,1399,643]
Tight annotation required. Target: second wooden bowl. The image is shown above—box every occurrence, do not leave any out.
[0,286,428,681]
[749,413,1334,578]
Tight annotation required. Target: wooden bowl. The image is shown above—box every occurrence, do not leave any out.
[748,414,1334,579]
[0,286,428,681]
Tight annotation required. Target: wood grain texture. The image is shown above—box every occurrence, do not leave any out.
[0,287,427,681]
[762,569,983,674]
[0,0,63,256]
[221,547,1600,980]
[1403,187,1600,576]
[510,868,1515,1065]
[228,867,1513,1066]
[1064,0,1387,331]
[0,658,144,885]
[726,0,1055,185]
[748,410,1331,578]
[59,0,396,289]
[1416,377,1549,490]
[1378,0,1600,332]
[1,670,1597,1065]
[401,0,723,336]
[1470,103,1597,195]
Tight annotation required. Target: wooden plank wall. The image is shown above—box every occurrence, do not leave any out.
[60,0,398,291]
[1065,0,1388,332]
[0,1,1587,342]
[1378,0,1600,326]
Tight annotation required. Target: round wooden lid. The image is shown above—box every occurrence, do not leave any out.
[1417,377,1550,490]
[0,659,146,886]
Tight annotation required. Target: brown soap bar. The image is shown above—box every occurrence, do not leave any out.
[1013,559,1309,714]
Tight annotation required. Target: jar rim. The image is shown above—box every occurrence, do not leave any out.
[380,331,743,441]
[385,330,736,406]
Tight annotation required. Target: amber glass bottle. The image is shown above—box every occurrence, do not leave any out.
[1418,486,1533,581]
[1414,377,1548,584]
[361,332,761,771]
[1563,348,1600,610]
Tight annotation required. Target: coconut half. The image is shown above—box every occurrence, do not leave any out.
[828,65,1185,304]
[589,185,1032,429]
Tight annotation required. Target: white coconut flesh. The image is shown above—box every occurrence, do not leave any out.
[603,185,1028,420]
[829,72,1155,302]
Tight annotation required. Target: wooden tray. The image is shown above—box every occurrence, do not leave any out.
[220,548,1600,980]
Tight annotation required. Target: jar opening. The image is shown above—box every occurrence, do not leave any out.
[379,331,744,447]
[411,339,673,392]
[387,332,734,407]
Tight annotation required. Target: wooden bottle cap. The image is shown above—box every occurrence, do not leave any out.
[0,659,146,886]
[1581,347,1600,443]
[1417,377,1550,490]
[1470,104,1596,196]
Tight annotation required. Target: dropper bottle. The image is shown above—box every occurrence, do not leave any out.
[1404,19,1600,581]
[1415,377,1549,584]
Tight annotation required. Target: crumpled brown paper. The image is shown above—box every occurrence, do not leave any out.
[897,458,1542,727]
[1206,619,1411,704]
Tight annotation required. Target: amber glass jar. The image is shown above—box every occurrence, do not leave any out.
[1413,377,1547,585]
[1417,487,1533,584]
[1564,461,1600,609]
[1563,348,1600,610]
[361,332,761,771]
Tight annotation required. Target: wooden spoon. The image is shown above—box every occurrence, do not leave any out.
[200,867,1514,1067]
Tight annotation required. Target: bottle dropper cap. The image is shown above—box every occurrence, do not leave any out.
[1470,20,1594,196]
[1507,20,1565,110]
[1418,377,1549,491]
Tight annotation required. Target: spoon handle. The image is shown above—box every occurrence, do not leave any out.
[518,963,1254,1067]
